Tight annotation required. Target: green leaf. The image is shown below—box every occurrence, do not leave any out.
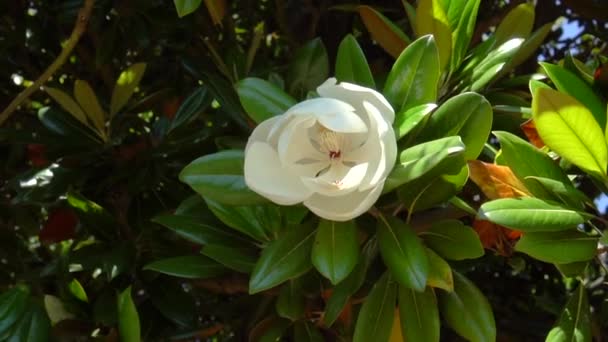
[358,5,409,59]
[447,0,480,72]
[439,272,495,342]
[173,0,202,17]
[415,0,451,71]
[204,198,277,241]
[399,286,440,342]
[425,248,453,291]
[169,87,212,132]
[335,34,375,88]
[494,3,535,45]
[37,107,102,144]
[418,92,492,159]
[515,231,597,264]
[564,54,595,84]
[180,150,268,205]
[276,280,305,321]
[236,78,296,124]
[311,219,360,285]
[110,63,146,116]
[73,80,106,137]
[540,63,606,130]
[394,103,436,140]
[353,272,397,342]
[506,23,553,71]
[143,255,226,279]
[117,286,140,342]
[152,214,250,246]
[287,38,329,97]
[6,302,50,342]
[293,322,325,342]
[201,244,256,273]
[377,215,429,291]
[385,136,465,193]
[546,285,591,342]
[68,279,88,302]
[524,176,592,210]
[421,220,484,260]
[44,87,89,128]
[532,87,608,177]
[0,286,30,336]
[249,224,316,294]
[469,38,524,91]
[479,197,590,232]
[324,237,377,327]
[384,35,440,112]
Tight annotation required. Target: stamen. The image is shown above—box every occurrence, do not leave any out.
[318,127,343,160]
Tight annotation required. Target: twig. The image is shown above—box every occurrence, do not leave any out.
[0,0,96,126]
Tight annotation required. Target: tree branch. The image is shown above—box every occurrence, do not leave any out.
[0,0,96,126]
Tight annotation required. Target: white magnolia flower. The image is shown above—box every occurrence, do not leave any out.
[244,78,397,221]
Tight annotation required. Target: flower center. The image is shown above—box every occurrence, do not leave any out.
[318,128,344,161]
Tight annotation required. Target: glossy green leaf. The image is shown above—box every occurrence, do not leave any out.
[169,87,212,132]
[237,77,296,124]
[385,136,465,193]
[0,286,30,336]
[532,87,607,177]
[564,54,595,84]
[353,272,397,342]
[68,279,88,302]
[415,0,451,70]
[201,244,256,273]
[479,197,590,232]
[204,198,277,241]
[287,38,329,97]
[358,6,409,59]
[525,176,591,210]
[73,80,106,136]
[447,0,480,72]
[276,280,305,321]
[399,286,440,342]
[418,92,492,159]
[335,34,375,88]
[546,285,591,342]
[180,150,267,205]
[6,302,50,342]
[293,322,325,342]
[249,224,315,294]
[111,63,147,116]
[117,286,140,342]
[469,38,524,91]
[394,103,436,140]
[540,63,605,130]
[493,131,571,198]
[378,215,429,291]
[425,248,453,291]
[152,214,250,246]
[143,255,226,279]
[494,3,535,45]
[555,262,589,278]
[421,220,484,260]
[44,87,89,127]
[173,0,202,17]
[506,23,553,71]
[37,107,102,144]
[311,219,359,285]
[324,237,377,327]
[384,35,440,112]
[515,231,597,264]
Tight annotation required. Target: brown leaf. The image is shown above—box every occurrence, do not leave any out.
[520,119,545,148]
[473,219,522,257]
[468,160,531,199]
[358,6,408,58]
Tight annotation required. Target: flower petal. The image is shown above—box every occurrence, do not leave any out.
[277,116,325,167]
[246,115,284,151]
[304,183,384,221]
[317,78,395,124]
[345,101,397,190]
[301,162,368,197]
[286,98,368,133]
[244,142,313,205]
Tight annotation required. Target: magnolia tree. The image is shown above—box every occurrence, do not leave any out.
[1,0,607,341]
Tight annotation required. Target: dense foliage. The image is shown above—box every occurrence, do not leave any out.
[1,0,608,341]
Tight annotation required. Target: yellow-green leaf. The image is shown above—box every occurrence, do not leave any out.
[358,5,409,59]
[111,63,147,116]
[532,88,607,178]
[415,0,452,71]
[494,3,535,45]
[44,87,89,127]
[74,80,106,137]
